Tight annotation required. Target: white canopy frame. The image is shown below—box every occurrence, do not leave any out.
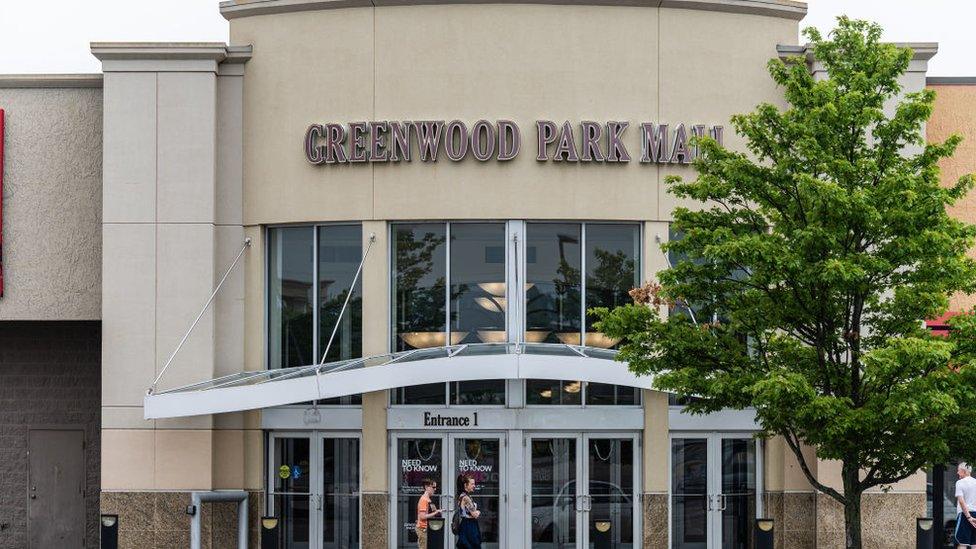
[143,343,653,419]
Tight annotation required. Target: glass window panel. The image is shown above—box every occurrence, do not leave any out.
[319,225,362,362]
[455,438,501,547]
[391,383,447,406]
[274,494,310,548]
[274,437,311,494]
[585,224,639,349]
[319,225,363,405]
[526,223,581,345]
[450,223,507,344]
[721,438,756,549]
[269,227,314,369]
[451,380,506,406]
[586,382,641,406]
[588,439,635,547]
[396,438,443,549]
[322,438,360,549]
[530,438,577,546]
[393,224,447,351]
[671,439,708,549]
[526,379,582,405]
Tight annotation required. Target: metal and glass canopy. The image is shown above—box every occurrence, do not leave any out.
[143,342,652,419]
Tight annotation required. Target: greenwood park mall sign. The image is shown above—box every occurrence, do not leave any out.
[304,120,723,165]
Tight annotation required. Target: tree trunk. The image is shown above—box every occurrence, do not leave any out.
[842,462,863,549]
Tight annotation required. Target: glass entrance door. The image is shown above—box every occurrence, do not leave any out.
[269,433,361,549]
[395,434,504,548]
[670,434,760,549]
[526,434,639,548]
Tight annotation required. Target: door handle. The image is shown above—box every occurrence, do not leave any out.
[719,494,728,511]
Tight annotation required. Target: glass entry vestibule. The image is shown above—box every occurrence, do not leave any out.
[670,433,761,549]
[527,434,640,548]
[269,433,361,548]
[393,432,641,549]
[395,434,505,549]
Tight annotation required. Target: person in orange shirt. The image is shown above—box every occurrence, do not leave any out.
[416,478,442,548]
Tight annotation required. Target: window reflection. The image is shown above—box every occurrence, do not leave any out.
[585,224,639,348]
[526,223,582,345]
[451,223,507,343]
[393,224,447,351]
[269,228,314,369]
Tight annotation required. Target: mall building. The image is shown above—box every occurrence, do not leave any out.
[0,0,972,548]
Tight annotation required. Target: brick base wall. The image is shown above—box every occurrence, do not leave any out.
[0,321,101,548]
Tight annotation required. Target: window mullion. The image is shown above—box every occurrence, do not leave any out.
[312,226,320,365]
[580,222,587,348]
[445,222,451,406]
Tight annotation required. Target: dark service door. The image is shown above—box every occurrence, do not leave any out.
[28,429,86,548]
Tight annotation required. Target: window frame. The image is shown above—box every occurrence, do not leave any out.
[266,223,365,407]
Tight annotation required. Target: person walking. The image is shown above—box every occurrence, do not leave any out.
[455,474,482,549]
[955,463,976,549]
[416,478,441,549]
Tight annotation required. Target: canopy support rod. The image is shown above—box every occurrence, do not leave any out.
[655,233,698,326]
[319,233,376,367]
[149,238,252,394]
[315,233,376,400]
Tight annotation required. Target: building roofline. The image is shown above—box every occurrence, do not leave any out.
[777,42,938,62]
[219,0,807,21]
[90,43,252,63]
[0,74,103,89]
[927,76,976,85]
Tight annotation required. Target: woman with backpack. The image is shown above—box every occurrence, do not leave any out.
[454,474,482,548]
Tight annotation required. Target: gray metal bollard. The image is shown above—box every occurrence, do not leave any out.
[755,518,774,549]
[916,517,934,549]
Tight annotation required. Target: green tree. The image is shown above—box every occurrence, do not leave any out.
[594,18,976,549]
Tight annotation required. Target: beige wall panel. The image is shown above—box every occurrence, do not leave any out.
[360,222,390,492]
[157,72,217,223]
[658,10,796,220]
[928,84,976,312]
[243,225,265,372]
[102,429,155,490]
[232,10,375,225]
[643,390,669,492]
[0,87,102,320]
[102,405,153,430]
[783,440,818,491]
[154,429,214,490]
[213,429,246,489]
[362,390,388,492]
[215,225,247,377]
[244,428,265,490]
[217,74,245,226]
[154,223,216,391]
[102,223,156,406]
[817,458,926,494]
[102,72,156,224]
[371,5,659,221]
[360,221,389,355]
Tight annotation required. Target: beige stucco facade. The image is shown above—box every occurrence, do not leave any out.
[0,81,103,321]
[40,0,951,547]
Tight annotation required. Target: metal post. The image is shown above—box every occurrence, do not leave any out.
[190,491,249,549]
[100,515,119,549]
[755,518,774,549]
[260,517,280,549]
[917,517,935,549]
